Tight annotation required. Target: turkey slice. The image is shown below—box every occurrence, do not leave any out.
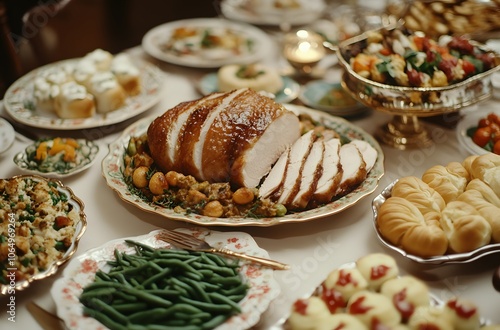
[335,142,367,196]
[312,138,342,204]
[259,147,290,199]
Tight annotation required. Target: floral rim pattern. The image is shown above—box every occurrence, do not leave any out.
[3,59,164,130]
[50,228,281,330]
[101,104,385,227]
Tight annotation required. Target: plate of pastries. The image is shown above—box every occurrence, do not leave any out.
[373,153,500,264]
[3,49,164,130]
[102,88,384,226]
[51,228,280,330]
[274,253,499,329]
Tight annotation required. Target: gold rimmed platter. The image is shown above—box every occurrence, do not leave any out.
[102,104,384,227]
[0,175,87,294]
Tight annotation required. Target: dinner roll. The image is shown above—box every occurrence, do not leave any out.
[469,153,500,196]
[217,63,283,95]
[391,176,446,217]
[458,186,500,243]
[377,197,448,257]
[466,179,500,208]
[422,162,469,203]
[356,253,399,291]
[440,200,492,253]
[462,155,478,176]
[111,53,141,96]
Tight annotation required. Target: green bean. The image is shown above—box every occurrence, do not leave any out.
[83,307,128,330]
[87,297,128,325]
[209,274,243,286]
[201,314,228,330]
[154,259,204,278]
[121,286,173,307]
[220,282,248,296]
[146,324,201,330]
[179,296,232,313]
[112,302,149,313]
[127,307,172,323]
[178,276,212,302]
[208,292,242,312]
[139,266,172,288]
[190,261,235,276]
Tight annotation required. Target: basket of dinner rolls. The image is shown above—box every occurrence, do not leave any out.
[374,152,500,259]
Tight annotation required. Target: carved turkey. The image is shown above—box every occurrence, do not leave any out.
[147,88,301,188]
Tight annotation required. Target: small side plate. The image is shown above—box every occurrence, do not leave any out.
[299,80,366,117]
[14,138,99,178]
[0,118,15,154]
[198,72,300,104]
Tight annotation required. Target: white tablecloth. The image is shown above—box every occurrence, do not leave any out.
[1,41,499,330]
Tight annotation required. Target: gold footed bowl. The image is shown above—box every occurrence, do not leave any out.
[335,27,500,150]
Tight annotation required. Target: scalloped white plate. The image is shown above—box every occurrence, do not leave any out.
[50,228,280,330]
[13,138,99,178]
[3,59,164,130]
[101,104,384,227]
[0,175,87,294]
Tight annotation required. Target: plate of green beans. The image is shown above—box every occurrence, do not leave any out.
[50,228,281,330]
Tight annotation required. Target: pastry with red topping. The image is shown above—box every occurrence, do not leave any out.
[323,267,368,304]
[347,290,402,328]
[356,253,399,291]
[380,275,431,322]
[288,296,332,330]
[444,297,481,330]
[408,305,454,330]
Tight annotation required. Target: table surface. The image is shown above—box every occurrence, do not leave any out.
[1,27,500,330]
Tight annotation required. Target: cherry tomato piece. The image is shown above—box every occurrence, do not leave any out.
[473,127,492,147]
[487,113,500,126]
[478,118,491,128]
[494,140,500,155]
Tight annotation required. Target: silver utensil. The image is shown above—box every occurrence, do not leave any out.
[158,229,290,270]
[27,301,65,330]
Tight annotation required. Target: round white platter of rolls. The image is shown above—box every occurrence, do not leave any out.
[102,103,385,227]
[3,58,164,130]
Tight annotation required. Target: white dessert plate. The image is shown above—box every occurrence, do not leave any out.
[3,59,164,130]
[13,137,99,178]
[198,72,300,104]
[102,104,384,227]
[142,18,272,68]
[299,80,366,117]
[0,117,15,154]
[220,0,326,27]
[51,228,280,330]
[0,175,87,294]
[456,107,499,156]
[372,180,500,265]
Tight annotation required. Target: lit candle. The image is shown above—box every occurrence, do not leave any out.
[283,30,326,74]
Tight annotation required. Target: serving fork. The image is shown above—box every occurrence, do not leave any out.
[158,229,290,270]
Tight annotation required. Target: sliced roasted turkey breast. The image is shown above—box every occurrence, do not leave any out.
[278,130,316,206]
[290,140,325,210]
[335,142,367,196]
[311,138,342,205]
[259,147,290,199]
[147,88,300,188]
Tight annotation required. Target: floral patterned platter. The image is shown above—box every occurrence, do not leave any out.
[3,59,164,130]
[101,104,385,226]
[50,228,281,330]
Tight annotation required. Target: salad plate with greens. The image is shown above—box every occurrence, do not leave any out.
[14,137,99,178]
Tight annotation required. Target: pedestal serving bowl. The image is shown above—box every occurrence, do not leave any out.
[333,25,500,149]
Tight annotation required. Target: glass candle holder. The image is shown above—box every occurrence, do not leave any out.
[283,29,326,76]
